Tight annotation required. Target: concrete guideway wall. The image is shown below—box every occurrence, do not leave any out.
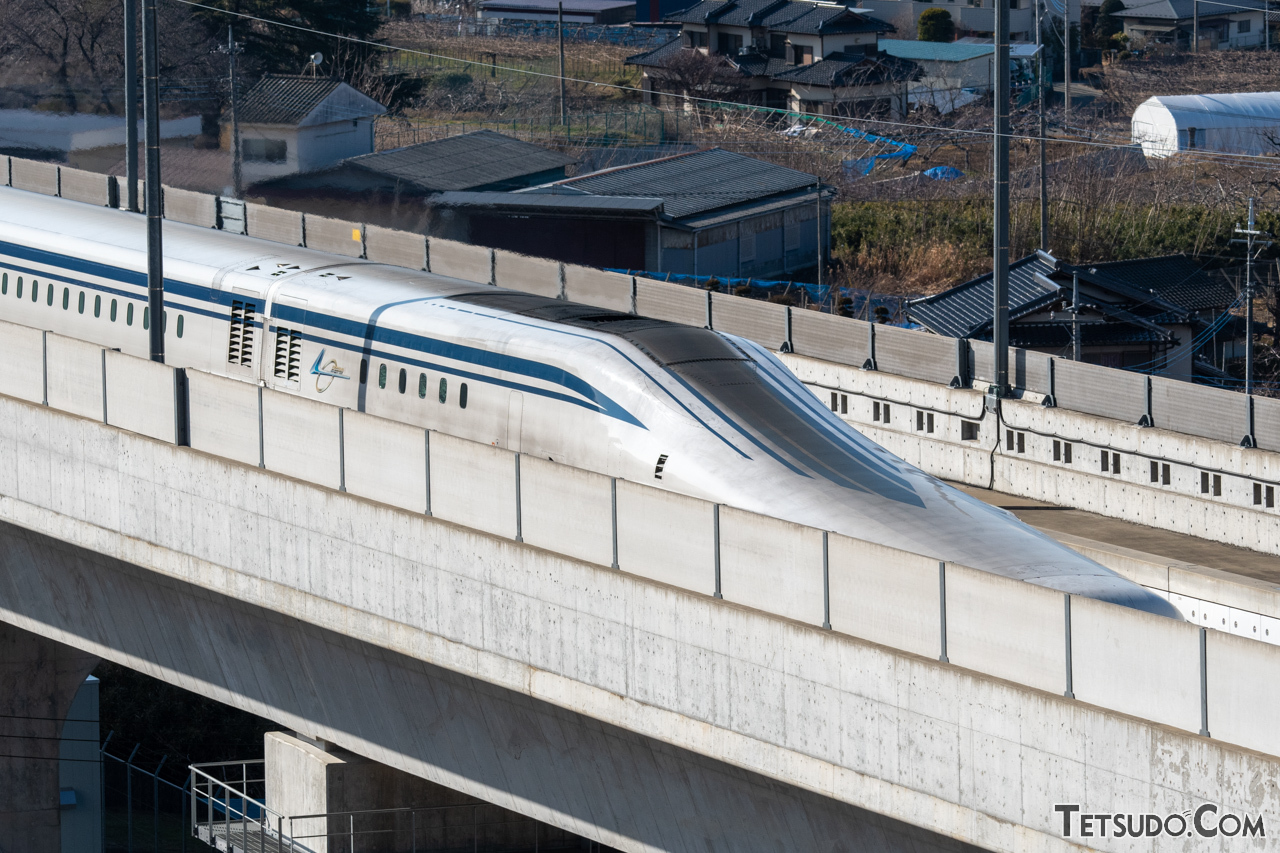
[9,322,1280,779]
[4,391,1280,852]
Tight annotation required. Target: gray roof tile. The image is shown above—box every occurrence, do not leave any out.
[345,130,575,191]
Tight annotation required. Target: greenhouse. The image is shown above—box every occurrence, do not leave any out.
[1131,91,1280,158]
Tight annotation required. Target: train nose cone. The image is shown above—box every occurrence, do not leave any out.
[1036,575,1185,620]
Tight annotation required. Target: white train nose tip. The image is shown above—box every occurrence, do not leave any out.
[1034,575,1185,620]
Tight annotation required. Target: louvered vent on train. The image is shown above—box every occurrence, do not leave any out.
[273,328,302,381]
[228,300,256,366]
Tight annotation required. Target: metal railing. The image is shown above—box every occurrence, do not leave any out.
[189,761,306,853]
[283,802,571,853]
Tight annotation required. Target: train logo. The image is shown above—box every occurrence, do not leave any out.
[310,350,349,393]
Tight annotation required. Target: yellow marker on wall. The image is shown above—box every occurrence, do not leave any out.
[351,228,361,242]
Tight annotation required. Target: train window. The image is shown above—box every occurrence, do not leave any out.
[359,359,368,384]
[15,277,22,299]
[30,279,37,302]
[398,368,407,394]
[126,303,134,326]
[418,373,427,399]
[143,307,150,330]
[459,382,468,409]
[94,295,101,318]
[46,283,53,306]
[438,378,447,404]
[176,314,184,338]
[77,291,85,314]
[110,299,117,322]
[61,287,68,310]
[1,273,6,295]
[378,364,387,389]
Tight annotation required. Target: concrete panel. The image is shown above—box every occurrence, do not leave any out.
[789,311,869,368]
[429,238,492,284]
[44,334,102,421]
[827,536,938,659]
[1,155,8,186]
[265,732,339,852]
[261,388,341,490]
[341,410,427,514]
[493,251,560,298]
[306,214,364,258]
[1254,395,1280,452]
[969,342,1052,394]
[614,481,715,595]
[718,507,823,626]
[875,325,959,386]
[102,350,176,443]
[186,370,260,467]
[0,320,45,404]
[246,203,304,246]
[709,293,786,349]
[1208,630,1280,756]
[634,279,704,326]
[519,456,613,567]
[56,167,110,207]
[1070,596,1201,733]
[1150,376,1248,445]
[945,564,1066,695]
[1053,360,1147,423]
[563,267,631,313]
[365,226,426,270]
[162,186,216,228]
[429,432,516,539]
[10,159,58,195]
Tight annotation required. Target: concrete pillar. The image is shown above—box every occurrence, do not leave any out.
[265,732,568,853]
[0,622,98,853]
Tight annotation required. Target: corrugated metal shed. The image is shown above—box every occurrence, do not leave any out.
[547,147,818,219]
[432,191,664,213]
[346,131,576,191]
[234,75,386,126]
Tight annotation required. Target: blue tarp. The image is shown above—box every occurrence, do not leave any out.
[922,166,964,181]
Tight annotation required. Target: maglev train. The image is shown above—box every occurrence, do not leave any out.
[0,186,1179,618]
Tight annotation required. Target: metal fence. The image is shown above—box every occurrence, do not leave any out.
[405,15,675,49]
[102,742,193,853]
[375,108,678,150]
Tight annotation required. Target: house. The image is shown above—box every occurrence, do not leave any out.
[1132,92,1280,158]
[426,147,830,277]
[626,0,919,118]
[907,252,1244,381]
[223,75,387,185]
[478,0,636,24]
[857,0,1039,43]
[246,130,576,232]
[1114,0,1269,49]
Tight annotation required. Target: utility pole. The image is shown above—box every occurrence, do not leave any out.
[558,2,567,127]
[1232,198,1271,397]
[1037,0,1048,251]
[124,0,139,212]
[142,0,164,363]
[220,25,244,198]
[1193,0,1199,52]
[1063,11,1071,121]
[1071,271,1081,361]
[992,0,1011,396]
[816,180,823,293]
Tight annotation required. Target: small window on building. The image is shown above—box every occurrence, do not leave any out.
[1064,442,1073,463]
[243,138,288,162]
[378,364,387,389]
[418,373,427,399]
[718,32,743,54]
[1213,474,1222,496]
[1016,432,1025,454]
[1150,461,1159,483]
[1112,452,1121,474]
[793,44,813,64]
[438,377,448,404]
[687,30,707,48]
[94,295,101,318]
[1255,483,1264,506]
[873,401,881,421]
[840,395,848,415]
[830,392,838,411]
[1162,463,1170,485]
[459,382,469,409]
[1054,440,1062,462]
[926,413,934,433]
[917,411,925,431]
[1238,18,1251,33]
[398,367,407,394]
[882,403,890,423]
[961,421,979,441]
[1201,471,1210,494]
[1101,450,1110,473]
[1007,430,1015,451]
[1268,485,1275,508]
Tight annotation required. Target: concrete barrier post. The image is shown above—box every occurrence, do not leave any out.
[1064,594,1075,698]
[514,453,523,543]
[424,431,432,517]
[338,409,347,492]
[938,561,949,663]
[610,478,619,569]
[1200,626,1210,737]
[822,531,831,630]
[257,386,265,468]
[865,323,877,371]
[713,504,722,599]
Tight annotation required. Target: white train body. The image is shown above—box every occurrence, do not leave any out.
[0,187,1178,617]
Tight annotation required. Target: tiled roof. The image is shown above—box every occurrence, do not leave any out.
[344,130,575,191]
[1082,255,1235,312]
[662,0,892,32]
[234,74,386,126]
[772,51,919,86]
[545,147,818,219]
[626,36,686,66]
[908,254,1059,338]
[1114,0,1266,19]
[729,51,794,76]
[879,38,995,62]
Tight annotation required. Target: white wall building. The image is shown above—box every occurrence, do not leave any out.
[222,75,387,185]
[1132,92,1280,158]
